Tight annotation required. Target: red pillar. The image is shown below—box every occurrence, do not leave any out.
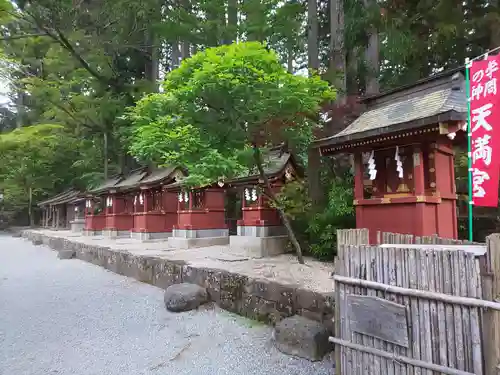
[354,152,364,231]
[413,145,426,237]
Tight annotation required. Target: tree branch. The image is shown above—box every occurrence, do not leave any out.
[0,33,49,41]
[251,144,305,264]
[52,27,110,87]
[23,10,131,98]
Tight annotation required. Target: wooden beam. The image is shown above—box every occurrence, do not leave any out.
[328,337,474,375]
[334,275,500,310]
[379,244,487,256]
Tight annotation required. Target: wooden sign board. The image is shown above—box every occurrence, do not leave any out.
[347,294,409,348]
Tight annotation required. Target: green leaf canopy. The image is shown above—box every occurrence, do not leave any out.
[129,41,335,187]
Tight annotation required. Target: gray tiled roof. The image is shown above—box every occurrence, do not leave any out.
[38,189,81,207]
[338,88,465,138]
[228,149,295,184]
[113,169,148,190]
[88,175,123,194]
[315,71,467,147]
[139,167,177,186]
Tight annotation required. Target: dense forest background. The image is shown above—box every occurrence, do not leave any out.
[0,0,498,255]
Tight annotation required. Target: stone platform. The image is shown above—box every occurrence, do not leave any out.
[20,229,335,329]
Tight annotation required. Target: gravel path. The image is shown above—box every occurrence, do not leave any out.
[0,236,334,375]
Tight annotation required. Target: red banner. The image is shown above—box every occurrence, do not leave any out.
[469,55,500,207]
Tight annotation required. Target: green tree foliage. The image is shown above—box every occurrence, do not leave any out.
[273,174,355,260]
[130,42,334,184]
[129,42,334,262]
[0,124,102,220]
[0,0,162,178]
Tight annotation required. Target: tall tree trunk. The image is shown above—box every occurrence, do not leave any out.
[15,92,23,128]
[364,32,379,94]
[227,0,238,43]
[363,0,380,95]
[145,29,159,90]
[287,44,294,73]
[103,131,108,180]
[181,0,191,58]
[330,0,346,96]
[171,42,181,68]
[28,186,33,227]
[347,47,359,95]
[181,41,190,60]
[307,0,319,71]
[306,0,320,207]
[489,0,500,49]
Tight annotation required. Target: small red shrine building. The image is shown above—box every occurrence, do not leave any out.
[167,182,229,249]
[314,70,467,243]
[131,167,185,240]
[84,174,124,236]
[102,168,149,238]
[227,147,300,256]
[84,167,185,239]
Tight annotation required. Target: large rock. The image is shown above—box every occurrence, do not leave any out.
[58,250,75,260]
[273,315,331,361]
[164,283,208,312]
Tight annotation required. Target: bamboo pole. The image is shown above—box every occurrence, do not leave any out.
[465,58,474,242]
[328,338,475,375]
[333,275,500,310]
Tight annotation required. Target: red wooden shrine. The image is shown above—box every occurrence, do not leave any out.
[172,187,227,236]
[238,183,282,229]
[131,168,184,239]
[315,70,467,243]
[84,199,106,234]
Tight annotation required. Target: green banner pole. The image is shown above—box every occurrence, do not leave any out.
[465,58,473,242]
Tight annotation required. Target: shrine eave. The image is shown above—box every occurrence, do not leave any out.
[227,152,301,186]
[317,110,465,155]
[38,189,83,207]
[88,174,124,195]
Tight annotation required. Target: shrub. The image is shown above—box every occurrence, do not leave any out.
[273,173,355,260]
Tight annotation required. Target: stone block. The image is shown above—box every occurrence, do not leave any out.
[152,259,184,289]
[102,229,129,239]
[273,315,332,361]
[181,265,207,286]
[229,235,289,257]
[164,283,208,312]
[246,279,297,308]
[295,288,331,314]
[218,271,249,313]
[167,236,229,249]
[237,225,287,237]
[132,256,155,284]
[130,231,172,241]
[58,249,75,260]
[172,228,229,239]
[70,219,85,233]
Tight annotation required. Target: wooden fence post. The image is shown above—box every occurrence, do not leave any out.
[483,234,500,375]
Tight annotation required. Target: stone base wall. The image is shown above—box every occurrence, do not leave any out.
[130,231,172,241]
[102,229,130,238]
[229,235,289,257]
[83,229,102,236]
[172,228,229,239]
[20,230,335,331]
[167,235,230,249]
[70,219,85,233]
[237,225,287,237]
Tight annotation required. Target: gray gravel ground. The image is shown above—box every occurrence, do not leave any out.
[0,235,335,375]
